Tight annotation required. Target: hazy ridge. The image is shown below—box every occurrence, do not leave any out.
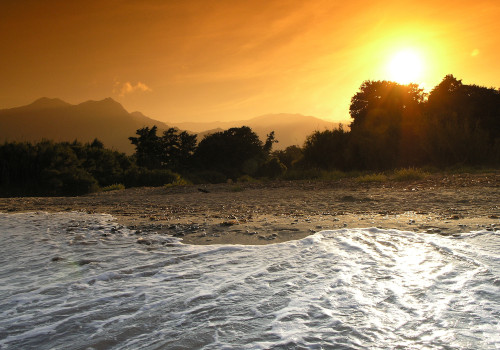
[0,98,339,153]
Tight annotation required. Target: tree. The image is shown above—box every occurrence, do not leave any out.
[426,75,500,140]
[302,125,350,170]
[273,145,303,169]
[258,157,287,178]
[129,126,163,169]
[161,128,197,171]
[194,126,274,178]
[129,126,197,171]
[421,75,500,165]
[349,80,426,169]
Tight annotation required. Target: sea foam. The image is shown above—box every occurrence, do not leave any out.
[0,212,499,349]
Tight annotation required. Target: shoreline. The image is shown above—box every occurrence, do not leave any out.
[1,173,499,245]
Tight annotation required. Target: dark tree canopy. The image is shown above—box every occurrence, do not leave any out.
[302,125,350,170]
[348,80,427,169]
[129,126,197,171]
[129,126,163,169]
[160,128,197,171]
[3,75,500,197]
[273,145,303,169]
[350,80,426,130]
[426,75,500,140]
[194,126,274,178]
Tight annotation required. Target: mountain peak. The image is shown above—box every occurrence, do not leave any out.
[28,97,71,109]
[77,97,128,115]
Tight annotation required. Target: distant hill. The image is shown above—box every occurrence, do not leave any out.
[0,98,170,154]
[0,98,342,153]
[174,113,341,149]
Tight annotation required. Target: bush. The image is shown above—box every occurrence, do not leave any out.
[258,157,287,179]
[164,174,191,187]
[102,183,126,191]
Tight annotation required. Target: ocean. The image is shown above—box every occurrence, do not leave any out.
[1,212,499,349]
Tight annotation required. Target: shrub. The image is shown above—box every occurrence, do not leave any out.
[102,183,125,191]
[258,157,287,179]
[164,174,191,187]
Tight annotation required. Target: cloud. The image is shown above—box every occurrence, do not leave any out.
[114,81,152,96]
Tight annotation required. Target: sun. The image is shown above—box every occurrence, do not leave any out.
[387,49,424,84]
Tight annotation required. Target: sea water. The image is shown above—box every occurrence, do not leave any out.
[0,212,499,350]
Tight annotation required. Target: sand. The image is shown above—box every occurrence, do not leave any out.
[1,173,498,245]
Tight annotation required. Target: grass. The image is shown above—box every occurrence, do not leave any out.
[101,183,125,192]
[237,175,258,183]
[391,168,430,181]
[355,173,388,183]
[229,185,245,192]
[164,174,192,187]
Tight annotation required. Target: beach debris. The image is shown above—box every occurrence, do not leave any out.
[198,188,210,193]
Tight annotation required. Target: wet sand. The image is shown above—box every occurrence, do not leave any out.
[1,173,498,244]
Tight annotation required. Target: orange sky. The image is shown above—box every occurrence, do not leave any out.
[1,0,499,123]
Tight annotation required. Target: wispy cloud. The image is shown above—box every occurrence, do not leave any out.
[114,81,152,97]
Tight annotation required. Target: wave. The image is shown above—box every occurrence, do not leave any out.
[0,212,498,349]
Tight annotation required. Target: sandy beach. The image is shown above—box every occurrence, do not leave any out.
[1,172,498,245]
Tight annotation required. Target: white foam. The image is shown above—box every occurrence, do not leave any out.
[0,212,499,349]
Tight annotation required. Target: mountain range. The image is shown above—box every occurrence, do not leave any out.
[0,98,341,153]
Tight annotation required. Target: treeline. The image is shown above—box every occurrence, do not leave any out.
[128,125,281,183]
[0,126,280,196]
[1,74,499,196]
[293,75,500,171]
[0,139,182,196]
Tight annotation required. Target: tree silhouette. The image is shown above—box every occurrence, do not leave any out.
[349,80,426,169]
[194,126,274,178]
[426,75,500,140]
[302,125,350,170]
[161,128,197,172]
[129,126,163,169]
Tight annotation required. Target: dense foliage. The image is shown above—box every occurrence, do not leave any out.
[193,127,276,179]
[0,140,180,196]
[1,74,499,196]
[295,75,500,171]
